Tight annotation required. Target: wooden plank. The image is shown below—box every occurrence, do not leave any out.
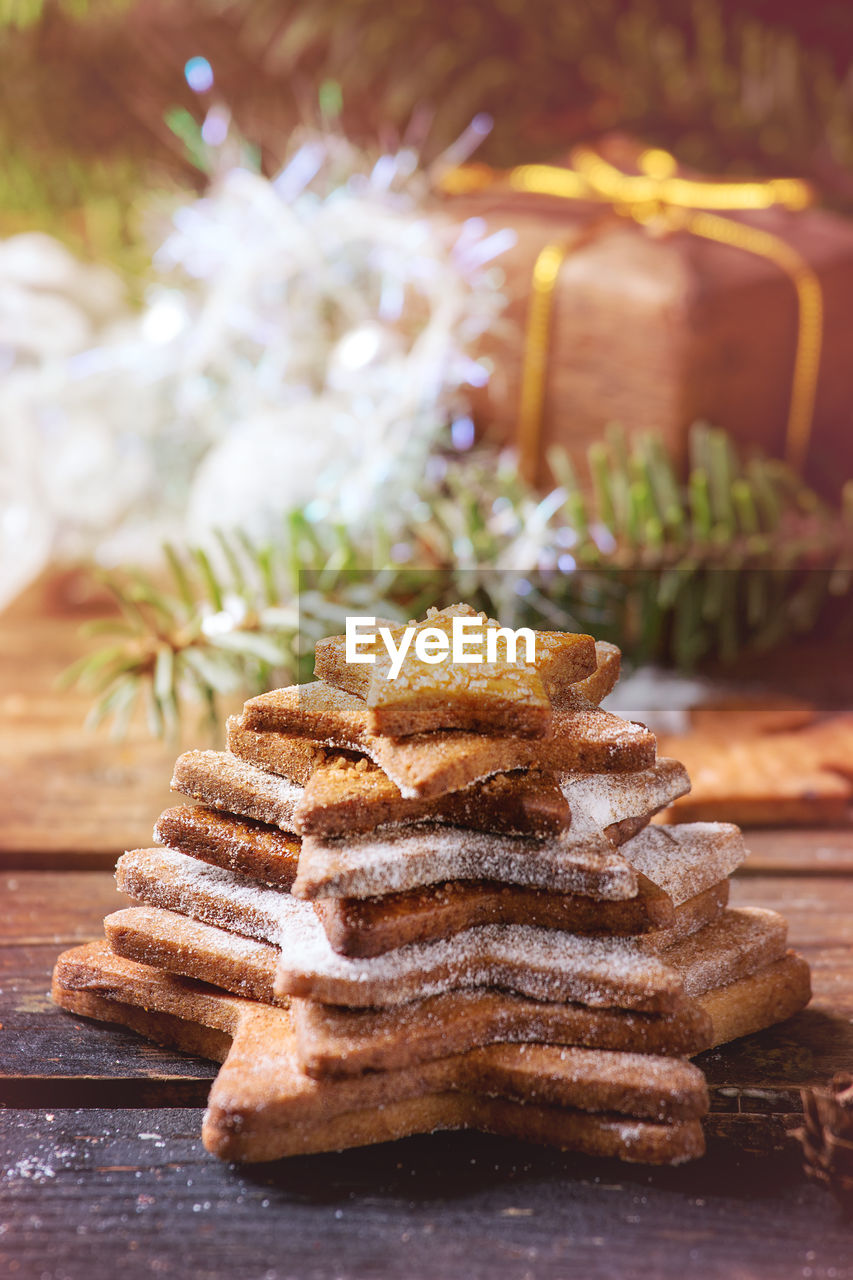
[0,736,183,866]
[1,1108,850,1280]
[0,575,237,867]
[738,828,853,875]
[695,875,853,1115]
[1,871,127,943]
[0,947,217,1105]
[730,874,853,950]
[0,871,214,1104]
[0,665,199,865]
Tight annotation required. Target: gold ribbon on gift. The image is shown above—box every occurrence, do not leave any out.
[440,147,822,482]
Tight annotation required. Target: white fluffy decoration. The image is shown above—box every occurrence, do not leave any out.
[0,132,510,605]
[186,399,352,542]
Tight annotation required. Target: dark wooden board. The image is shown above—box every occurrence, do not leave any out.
[0,946,217,1106]
[3,579,853,1278]
[0,870,216,1111]
[1,1108,851,1280]
[0,871,215,1105]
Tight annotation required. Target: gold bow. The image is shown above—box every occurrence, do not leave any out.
[441,147,821,482]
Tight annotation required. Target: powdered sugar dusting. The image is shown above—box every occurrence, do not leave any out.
[112,904,274,968]
[116,847,679,1010]
[620,823,746,906]
[562,760,690,839]
[663,907,787,995]
[170,750,304,831]
[277,915,682,1009]
[116,848,315,945]
[294,823,638,901]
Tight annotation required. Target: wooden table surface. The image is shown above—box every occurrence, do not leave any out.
[1,577,852,1280]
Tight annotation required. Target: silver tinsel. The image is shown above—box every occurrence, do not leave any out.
[0,126,511,607]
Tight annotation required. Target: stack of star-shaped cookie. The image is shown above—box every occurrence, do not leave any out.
[53,605,811,1166]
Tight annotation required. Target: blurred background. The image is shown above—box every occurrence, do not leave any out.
[2,0,853,848]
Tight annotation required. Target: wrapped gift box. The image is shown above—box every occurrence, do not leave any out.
[442,136,853,496]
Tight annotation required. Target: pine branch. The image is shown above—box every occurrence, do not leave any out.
[62,531,399,737]
[65,426,853,736]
